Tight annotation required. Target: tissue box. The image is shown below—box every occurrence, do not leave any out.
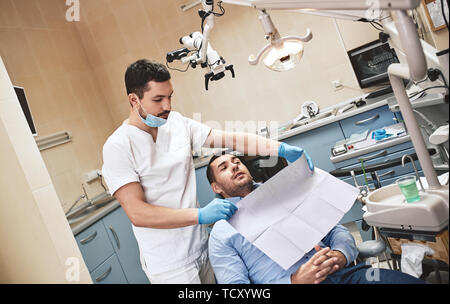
[387,229,449,265]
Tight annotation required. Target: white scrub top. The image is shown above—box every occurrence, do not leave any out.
[102,111,212,275]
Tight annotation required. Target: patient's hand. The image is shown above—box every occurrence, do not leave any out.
[290,245,339,284]
[326,250,347,275]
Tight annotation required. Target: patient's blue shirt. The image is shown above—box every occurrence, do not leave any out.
[208,194,359,284]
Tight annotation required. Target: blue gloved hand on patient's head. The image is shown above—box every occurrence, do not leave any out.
[198,198,238,225]
[278,142,315,172]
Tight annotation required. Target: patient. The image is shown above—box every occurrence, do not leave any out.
[206,154,424,284]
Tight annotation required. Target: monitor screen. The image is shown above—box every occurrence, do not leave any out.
[347,40,399,89]
[13,86,37,136]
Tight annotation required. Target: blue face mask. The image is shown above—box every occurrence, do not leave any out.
[135,99,168,128]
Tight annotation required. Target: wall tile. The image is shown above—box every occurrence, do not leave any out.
[0,28,41,79]
[23,29,64,74]
[13,0,47,29]
[0,97,53,191]
[74,21,103,67]
[36,0,71,30]
[49,28,90,73]
[335,18,380,51]
[0,0,22,28]
[112,0,158,56]
[79,0,111,25]
[89,13,128,64]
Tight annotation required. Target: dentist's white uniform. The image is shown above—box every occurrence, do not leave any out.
[102,111,215,283]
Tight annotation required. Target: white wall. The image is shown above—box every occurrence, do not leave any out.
[0,56,91,283]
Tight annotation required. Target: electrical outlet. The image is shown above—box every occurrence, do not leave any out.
[84,169,101,183]
[332,80,343,91]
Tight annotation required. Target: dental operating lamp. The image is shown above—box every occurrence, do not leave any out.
[169,1,424,79]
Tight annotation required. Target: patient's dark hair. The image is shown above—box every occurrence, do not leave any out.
[125,59,171,100]
[206,153,247,185]
[206,154,222,185]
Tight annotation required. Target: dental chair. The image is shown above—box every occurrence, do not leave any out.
[330,148,439,271]
[244,155,395,268]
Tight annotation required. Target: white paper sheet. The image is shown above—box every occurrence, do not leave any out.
[228,155,359,270]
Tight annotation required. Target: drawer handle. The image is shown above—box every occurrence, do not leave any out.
[109,226,120,250]
[359,150,388,162]
[378,169,395,178]
[80,231,97,245]
[95,266,112,282]
[354,114,380,125]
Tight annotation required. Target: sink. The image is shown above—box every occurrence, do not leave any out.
[363,184,449,231]
[66,191,115,223]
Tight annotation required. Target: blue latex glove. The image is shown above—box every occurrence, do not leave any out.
[198,198,238,224]
[278,142,315,171]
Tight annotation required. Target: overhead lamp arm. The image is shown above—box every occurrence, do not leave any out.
[222,0,421,11]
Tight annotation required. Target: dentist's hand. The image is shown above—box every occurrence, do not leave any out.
[198,198,238,224]
[278,142,314,171]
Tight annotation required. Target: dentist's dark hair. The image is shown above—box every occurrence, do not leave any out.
[125,59,171,100]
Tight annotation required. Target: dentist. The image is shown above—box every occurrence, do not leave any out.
[102,59,314,284]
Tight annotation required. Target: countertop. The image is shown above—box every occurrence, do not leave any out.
[69,199,121,235]
[193,92,394,169]
[193,92,447,168]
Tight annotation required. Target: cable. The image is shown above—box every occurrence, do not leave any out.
[371,20,383,28]
[370,22,384,31]
[357,18,384,31]
[201,1,225,33]
[166,61,190,73]
[413,68,449,88]
[212,1,225,17]
[441,0,449,31]
[408,85,448,99]
[414,77,429,85]
[438,70,449,88]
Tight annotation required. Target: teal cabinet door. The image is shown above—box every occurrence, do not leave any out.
[103,207,150,284]
[282,122,346,172]
[75,220,114,272]
[195,165,216,208]
[339,105,396,139]
[91,254,128,284]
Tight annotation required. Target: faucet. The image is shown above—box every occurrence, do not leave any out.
[401,154,425,192]
[306,105,316,118]
[65,184,90,216]
[65,194,87,215]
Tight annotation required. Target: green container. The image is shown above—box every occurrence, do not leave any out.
[396,175,421,203]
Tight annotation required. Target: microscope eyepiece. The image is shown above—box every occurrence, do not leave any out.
[166,47,189,63]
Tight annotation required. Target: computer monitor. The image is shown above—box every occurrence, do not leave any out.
[13,86,37,136]
[347,39,400,89]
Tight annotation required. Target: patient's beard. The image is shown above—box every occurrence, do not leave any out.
[222,179,253,198]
